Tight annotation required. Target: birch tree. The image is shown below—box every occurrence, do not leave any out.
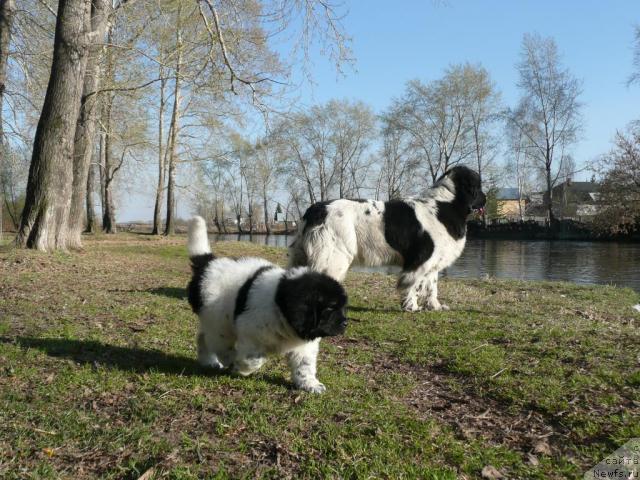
[509,33,583,221]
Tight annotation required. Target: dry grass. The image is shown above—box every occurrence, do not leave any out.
[1,233,639,479]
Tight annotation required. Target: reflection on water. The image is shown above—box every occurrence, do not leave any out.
[211,234,640,291]
[213,233,293,249]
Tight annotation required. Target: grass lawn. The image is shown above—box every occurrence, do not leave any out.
[1,233,639,479]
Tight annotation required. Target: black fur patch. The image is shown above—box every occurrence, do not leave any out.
[275,272,348,340]
[187,253,215,313]
[234,265,275,319]
[365,209,371,215]
[436,201,467,240]
[383,200,434,271]
[302,200,334,233]
[350,198,369,203]
[435,166,486,240]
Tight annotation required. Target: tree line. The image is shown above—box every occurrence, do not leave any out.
[0,2,638,250]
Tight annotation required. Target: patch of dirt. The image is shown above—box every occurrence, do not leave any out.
[329,336,586,471]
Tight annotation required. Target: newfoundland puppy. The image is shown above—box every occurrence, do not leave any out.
[187,216,348,393]
[289,166,486,312]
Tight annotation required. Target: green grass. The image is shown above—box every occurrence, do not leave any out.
[1,234,638,479]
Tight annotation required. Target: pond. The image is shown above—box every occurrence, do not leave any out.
[211,234,640,292]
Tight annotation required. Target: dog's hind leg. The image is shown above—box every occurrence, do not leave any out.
[398,271,423,312]
[232,340,266,376]
[286,339,325,393]
[198,324,235,369]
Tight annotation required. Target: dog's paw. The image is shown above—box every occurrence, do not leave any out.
[401,299,423,312]
[424,301,449,311]
[199,357,225,370]
[297,381,326,394]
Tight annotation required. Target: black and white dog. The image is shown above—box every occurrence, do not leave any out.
[289,166,486,312]
[187,216,348,393]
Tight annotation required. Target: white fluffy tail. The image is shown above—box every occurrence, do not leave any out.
[187,216,211,257]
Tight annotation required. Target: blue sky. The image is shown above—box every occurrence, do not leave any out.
[298,0,640,160]
[122,0,640,221]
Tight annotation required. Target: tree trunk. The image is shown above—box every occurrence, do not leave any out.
[263,191,270,234]
[68,0,110,248]
[102,97,116,233]
[236,213,243,234]
[85,157,95,233]
[545,162,554,223]
[16,0,91,251]
[98,129,106,219]
[0,0,16,144]
[152,72,166,235]
[164,22,182,236]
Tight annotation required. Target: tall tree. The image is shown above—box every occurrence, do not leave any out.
[505,106,535,221]
[327,99,376,198]
[163,9,182,236]
[510,33,583,222]
[0,0,16,145]
[68,0,110,248]
[392,66,476,184]
[376,114,419,200]
[465,64,501,225]
[16,0,93,250]
[151,71,167,235]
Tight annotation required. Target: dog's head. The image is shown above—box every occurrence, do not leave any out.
[275,270,348,340]
[440,166,486,214]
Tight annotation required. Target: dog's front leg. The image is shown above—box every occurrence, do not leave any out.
[286,339,326,393]
[423,271,449,311]
[398,272,423,312]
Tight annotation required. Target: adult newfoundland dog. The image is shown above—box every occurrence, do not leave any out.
[288,166,486,312]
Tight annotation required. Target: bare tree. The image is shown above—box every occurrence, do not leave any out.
[152,71,167,234]
[595,123,640,232]
[0,0,16,145]
[253,140,283,234]
[466,64,501,225]
[392,66,477,184]
[376,113,419,200]
[505,107,535,221]
[68,0,111,248]
[326,99,376,198]
[16,0,93,250]
[509,33,583,222]
[163,7,183,236]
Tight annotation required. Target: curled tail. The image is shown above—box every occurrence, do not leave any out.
[187,216,214,313]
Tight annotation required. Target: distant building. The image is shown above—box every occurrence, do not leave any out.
[550,179,600,219]
[495,188,526,220]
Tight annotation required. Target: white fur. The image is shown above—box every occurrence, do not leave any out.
[188,216,211,256]
[290,178,466,312]
[189,217,327,393]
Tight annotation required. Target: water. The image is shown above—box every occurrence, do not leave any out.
[211,234,640,292]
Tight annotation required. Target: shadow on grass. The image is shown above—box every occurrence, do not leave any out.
[349,305,400,314]
[146,287,186,300]
[1,336,291,388]
[107,287,186,300]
